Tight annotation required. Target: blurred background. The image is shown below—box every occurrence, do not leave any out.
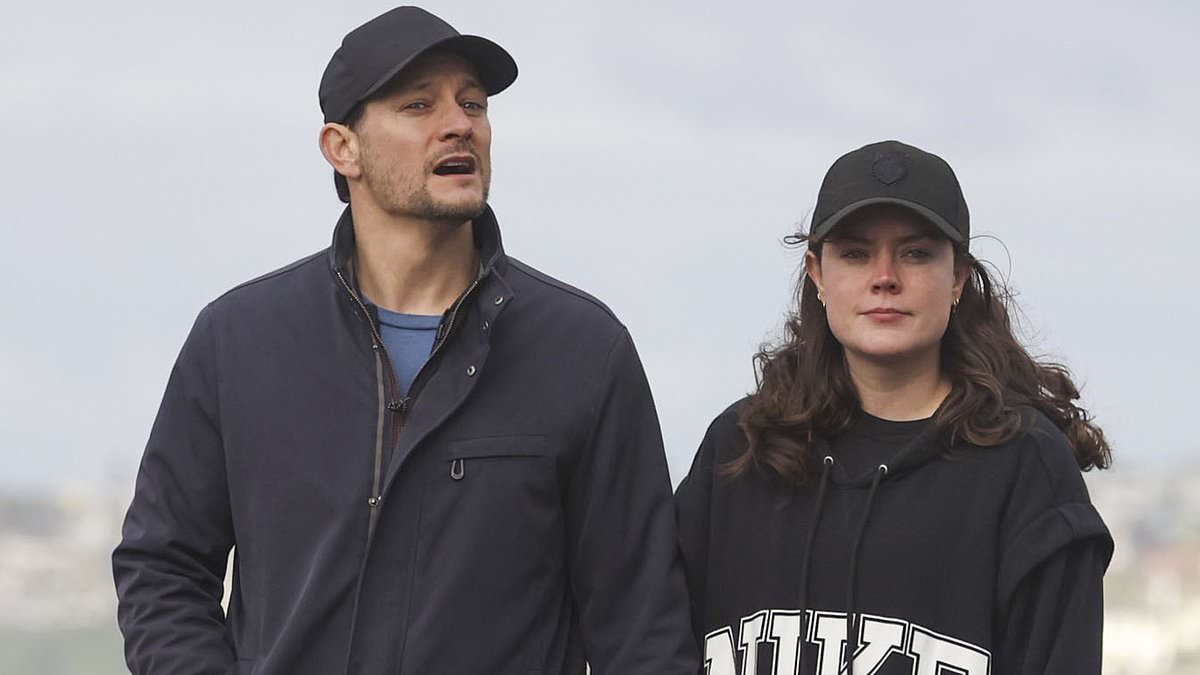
[2,1,1197,672]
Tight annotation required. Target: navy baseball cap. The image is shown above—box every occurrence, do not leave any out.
[810,140,969,246]
[319,7,518,202]
[320,6,517,124]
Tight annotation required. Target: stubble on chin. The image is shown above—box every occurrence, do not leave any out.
[408,179,489,224]
[366,159,490,225]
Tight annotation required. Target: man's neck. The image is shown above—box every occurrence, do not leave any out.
[845,349,949,421]
[350,205,479,316]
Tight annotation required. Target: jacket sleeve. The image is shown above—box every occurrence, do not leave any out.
[112,308,237,675]
[564,329,699,674]
[993,425,1114,675]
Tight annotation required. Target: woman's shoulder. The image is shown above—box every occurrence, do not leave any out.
[1015,407,1083,469]
[700,397,752,459]
[983,406,1093,506]
[708,397,747,430]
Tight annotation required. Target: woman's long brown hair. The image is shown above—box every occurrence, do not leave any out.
[731,233,1113,486]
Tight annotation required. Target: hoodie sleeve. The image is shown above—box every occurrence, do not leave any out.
[674,410,727,645]
[993,424,1113,675]
[112,307,237,675]
[563,329,699,675]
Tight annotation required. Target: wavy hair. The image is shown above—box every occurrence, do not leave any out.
[730,231,1113,486]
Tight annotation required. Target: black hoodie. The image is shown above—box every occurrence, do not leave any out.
[676,400,1112,675]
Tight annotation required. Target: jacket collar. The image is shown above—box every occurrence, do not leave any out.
[327,204,509,291]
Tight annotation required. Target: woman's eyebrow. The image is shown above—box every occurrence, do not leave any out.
[898,232,939,244]
[826,228,939,245]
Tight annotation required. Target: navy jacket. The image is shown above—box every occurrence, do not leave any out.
[113,207,698,675]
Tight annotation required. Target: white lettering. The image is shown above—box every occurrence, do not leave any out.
[854,615,907,674]
[739,610,769,675]
[707,609,991,675]
[767,610,805,675]
[810,611,847,675]
[908,625,990,675]
[704,626,738,675]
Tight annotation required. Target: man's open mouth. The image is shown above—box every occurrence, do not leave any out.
[432,156,476,176]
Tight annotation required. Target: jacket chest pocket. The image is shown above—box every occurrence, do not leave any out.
[444,435,550,482]
[432,435,559,513]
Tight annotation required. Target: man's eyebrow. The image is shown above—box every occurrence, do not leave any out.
[394,77,486,94]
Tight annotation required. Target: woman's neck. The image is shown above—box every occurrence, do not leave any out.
[845,351,949,421]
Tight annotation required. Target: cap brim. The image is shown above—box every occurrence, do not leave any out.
[811,197,964,244]
[360,34,518,103]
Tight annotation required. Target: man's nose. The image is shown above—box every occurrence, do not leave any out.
[438,103,474,141]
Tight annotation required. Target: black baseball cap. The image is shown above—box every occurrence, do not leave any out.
[810,140,969,246]
[319,6,518,201]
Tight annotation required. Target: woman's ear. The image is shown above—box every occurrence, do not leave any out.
[805,250,824,294]
[952,257,970,301]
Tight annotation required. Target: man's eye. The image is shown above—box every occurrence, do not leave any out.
[462,100,487,111]
[403,101,429,110]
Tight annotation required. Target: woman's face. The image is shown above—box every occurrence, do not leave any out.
[806,206,967,371]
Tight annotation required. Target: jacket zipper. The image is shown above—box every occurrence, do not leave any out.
[335,269,484,539]
[335,270,398,540]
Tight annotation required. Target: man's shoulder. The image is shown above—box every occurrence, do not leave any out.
[194,250,330,333]
[209,249,329,309]
[502,257,625,329]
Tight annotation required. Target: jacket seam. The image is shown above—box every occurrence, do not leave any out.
[506,258,625,327]
[574,328,630,491]
[1024,425,1064,495]
[210,249,327,304]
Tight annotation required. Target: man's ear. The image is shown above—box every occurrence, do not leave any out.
[319,123,362,181]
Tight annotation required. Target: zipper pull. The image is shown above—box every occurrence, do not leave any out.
[450,458,465,481]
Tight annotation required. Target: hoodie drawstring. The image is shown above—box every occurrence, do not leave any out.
[844,463,887,675]
[797,456,834,656]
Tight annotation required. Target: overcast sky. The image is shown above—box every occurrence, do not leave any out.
[2,0,1197,492]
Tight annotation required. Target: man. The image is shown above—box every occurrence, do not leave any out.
[113,7,697,674]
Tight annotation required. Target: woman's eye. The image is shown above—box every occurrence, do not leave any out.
[841,250,867,260]
[903,248,932,260]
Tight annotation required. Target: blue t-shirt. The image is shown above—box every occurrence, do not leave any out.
[373,306,441,395]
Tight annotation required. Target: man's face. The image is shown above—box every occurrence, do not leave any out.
[352,51,492,223]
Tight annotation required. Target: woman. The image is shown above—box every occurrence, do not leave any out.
[676,140,1113,675]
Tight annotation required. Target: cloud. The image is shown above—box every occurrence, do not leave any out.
[4,0,1198,490]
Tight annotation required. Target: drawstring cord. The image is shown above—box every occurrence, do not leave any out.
[797,456,834,656]
[844,464,887,675]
